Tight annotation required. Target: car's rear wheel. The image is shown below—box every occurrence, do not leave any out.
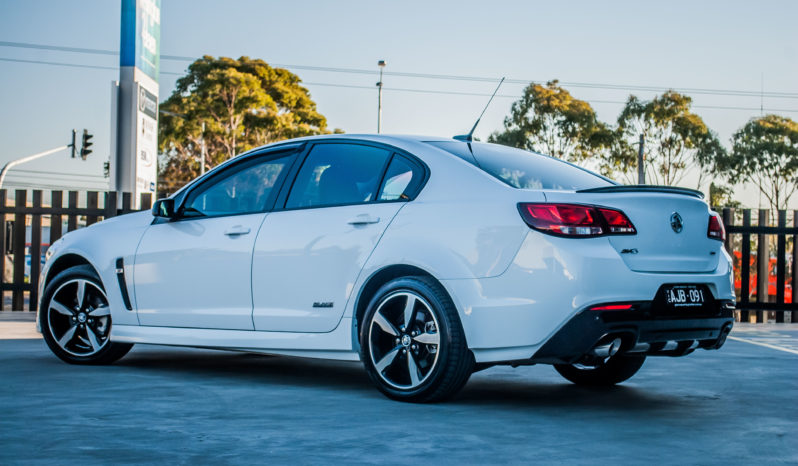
[554,354,646,386]
[40,264,133,365]
[360,276,473,402]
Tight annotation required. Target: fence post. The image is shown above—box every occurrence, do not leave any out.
[140,193,152,210]
[756,209,769,323]
[0,190,5,311]
[722,208,733,254]
[67,191,78,232]
[775,211,786,322]
[740,209,751,322]
[86,191,98,226]
[793,211,798,324]
[105,192,118,220]
[121,192,132,215]
[50,191,63,245]
[11,190,26,311]
[29,191,42,313]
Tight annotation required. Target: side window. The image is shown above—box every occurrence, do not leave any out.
[286,143,391,208]
[184,154,291,217]
[379,155,416,201]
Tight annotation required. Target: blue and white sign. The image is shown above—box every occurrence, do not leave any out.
[120,0,161,82]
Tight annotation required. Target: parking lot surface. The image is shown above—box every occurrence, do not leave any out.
[0,318,796,465]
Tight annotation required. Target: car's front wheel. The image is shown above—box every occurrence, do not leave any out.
[360,276,473,402]
[40,264,133,365]
[554,354,646,386]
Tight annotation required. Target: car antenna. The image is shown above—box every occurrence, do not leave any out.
[453,77,505,142]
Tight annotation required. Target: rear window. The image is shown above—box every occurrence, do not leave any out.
[426,141,613,191]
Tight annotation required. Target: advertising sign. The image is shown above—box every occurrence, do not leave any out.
[136,84,158,195]
[115,0,160,207]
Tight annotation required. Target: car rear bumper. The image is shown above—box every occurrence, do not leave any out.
[530,300,735,365]
[441,230,736,364]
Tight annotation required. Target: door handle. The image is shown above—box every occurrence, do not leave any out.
[224,225,251,236]
[347,214,380,225]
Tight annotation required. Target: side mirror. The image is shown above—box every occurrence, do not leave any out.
[152,198,176,218]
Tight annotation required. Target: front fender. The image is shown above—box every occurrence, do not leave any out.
[38,211,154,329]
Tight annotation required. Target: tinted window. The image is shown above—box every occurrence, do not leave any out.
[426,141,613,190]
[184,155,290,216]
[379,155,415,201]
[286,143,391,208]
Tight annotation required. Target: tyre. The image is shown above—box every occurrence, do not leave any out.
[40,264,133,365]
[360,276,473,402]
[554,354,646,386]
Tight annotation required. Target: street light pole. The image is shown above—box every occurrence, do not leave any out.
[376,60,386,133]
[0,146,69,190]
[0,130,84,189]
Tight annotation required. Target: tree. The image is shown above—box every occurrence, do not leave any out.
[708,182,741,209]
[489,80,607,164]
[615,91,724,187]
[158,56,335,192]
[720,115,798,211]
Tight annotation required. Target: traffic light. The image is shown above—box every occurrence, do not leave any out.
[80,129,93,160]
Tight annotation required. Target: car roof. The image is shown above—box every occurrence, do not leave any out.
[253,133,454,151]
[294,133,450,142]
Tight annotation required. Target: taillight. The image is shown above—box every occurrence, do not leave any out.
[597,208,637,234]
[708,213,725,241]
[517,203,636,238]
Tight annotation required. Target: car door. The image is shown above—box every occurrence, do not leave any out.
[252,142,425,333]
[134,149,297,330]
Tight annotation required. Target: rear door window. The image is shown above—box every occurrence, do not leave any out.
[286,143,391,208]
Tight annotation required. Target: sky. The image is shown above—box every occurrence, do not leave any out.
[0,0,796,207]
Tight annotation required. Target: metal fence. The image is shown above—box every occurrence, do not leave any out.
[0,190,151,312]
[720,208,797,323]
[0,189,795,323]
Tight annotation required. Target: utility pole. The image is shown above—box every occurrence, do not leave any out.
[637,133,645,185]
[376,60,386,133]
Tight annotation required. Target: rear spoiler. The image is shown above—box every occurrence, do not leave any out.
[577,185,704,199]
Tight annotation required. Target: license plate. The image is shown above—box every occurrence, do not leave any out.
[663,284,707,308]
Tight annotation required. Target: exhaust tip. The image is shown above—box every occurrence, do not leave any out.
[592,337,623,358]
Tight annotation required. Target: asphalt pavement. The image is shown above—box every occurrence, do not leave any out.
[0,317,796,465]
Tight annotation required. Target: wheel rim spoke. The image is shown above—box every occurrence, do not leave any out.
[58,325,77,348]
[413,332,439,346]
[402,295,416,329]
[372,310,398,337]
[75,280,86,310]
[85,325,101,350]
[407,352,421,386]
[88,306,110,317]
[50,301,75,316]
[374,346,401,373]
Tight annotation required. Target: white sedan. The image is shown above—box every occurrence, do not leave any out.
[38,135,735,402]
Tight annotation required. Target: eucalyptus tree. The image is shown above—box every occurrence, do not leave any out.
[158,56,334,191]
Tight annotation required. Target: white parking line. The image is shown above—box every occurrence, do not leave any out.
[728,336,798,355]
